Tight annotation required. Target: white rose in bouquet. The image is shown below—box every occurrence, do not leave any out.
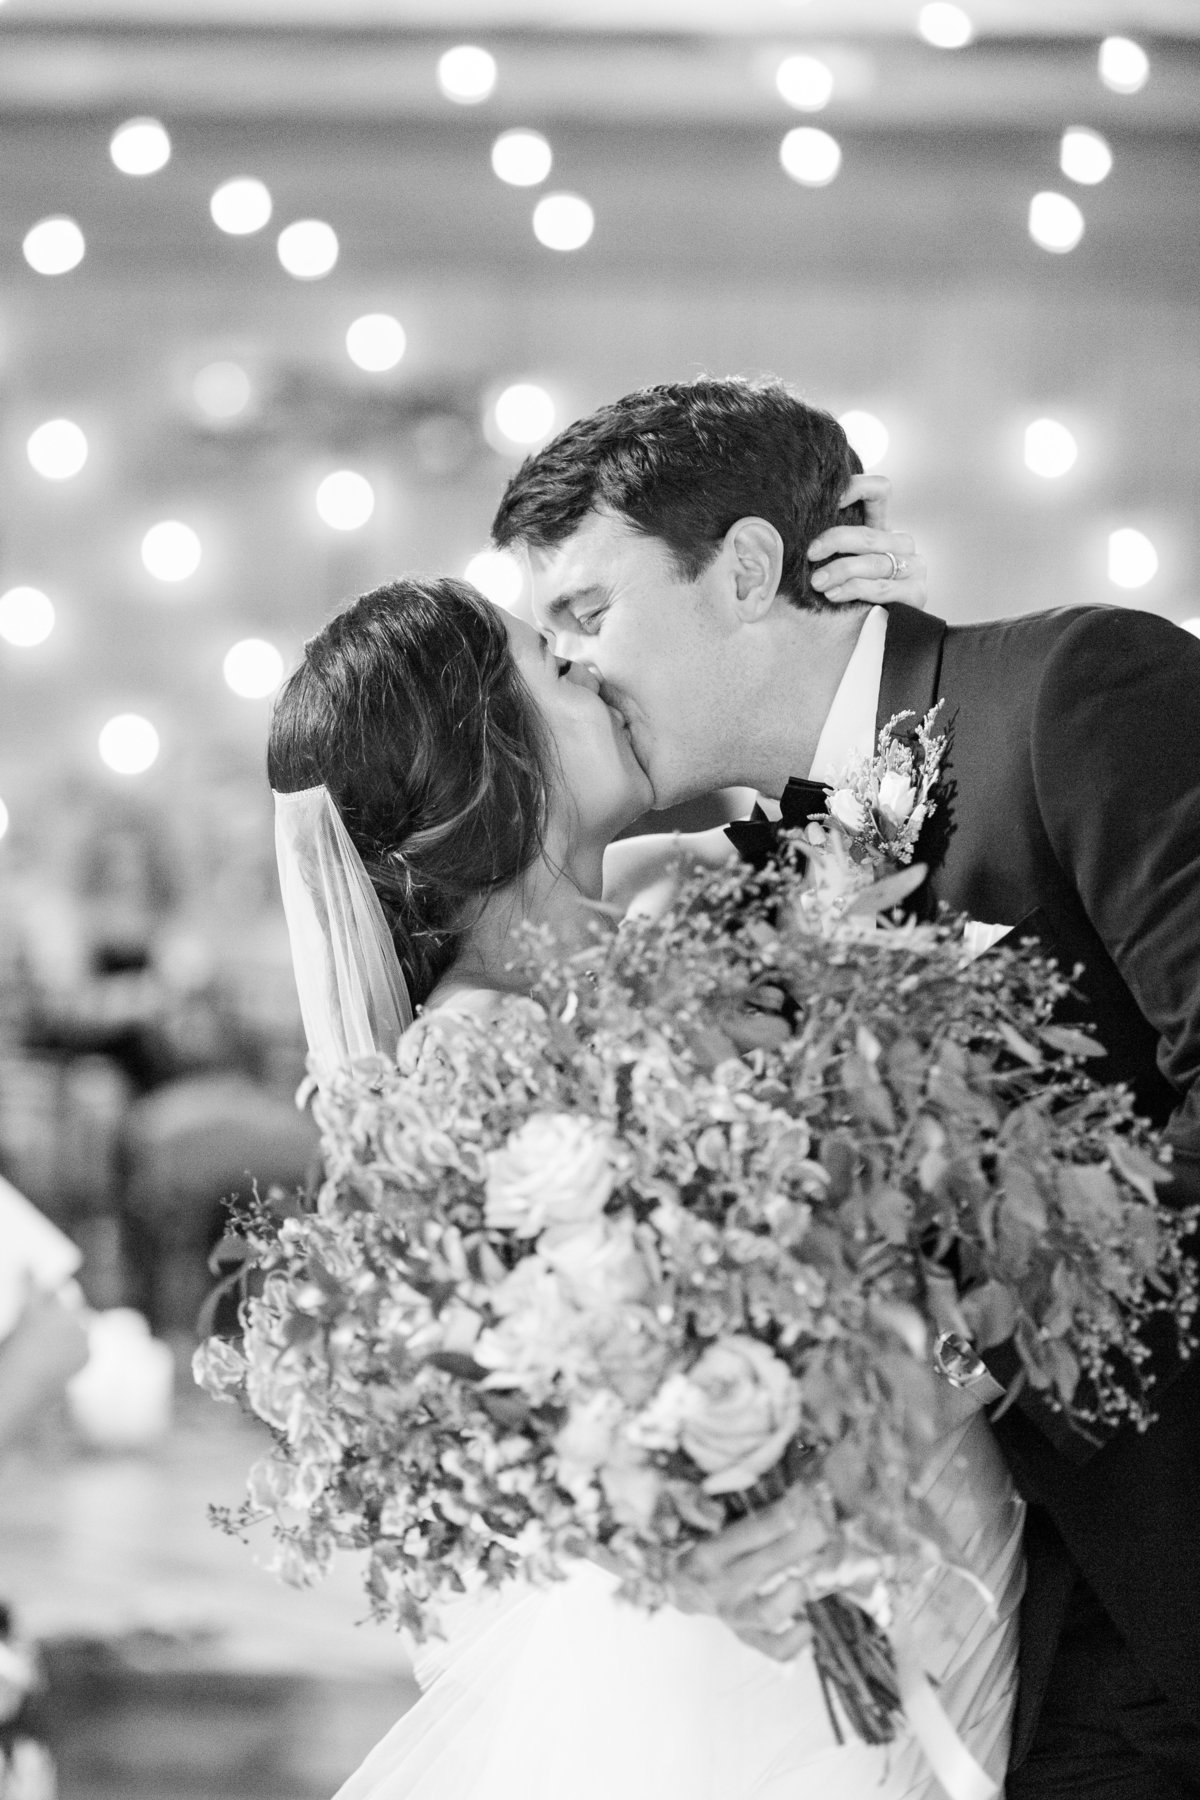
[540,1214,651,1310]
[485,1113,616,1244]
[649,1335,803,1496]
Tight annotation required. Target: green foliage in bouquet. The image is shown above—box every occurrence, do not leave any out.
[196,850,1197,1743]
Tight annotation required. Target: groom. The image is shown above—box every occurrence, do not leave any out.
[492,377,1200,1797]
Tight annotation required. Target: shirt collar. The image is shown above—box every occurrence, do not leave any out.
[808,604,889,786]
[756,606,888,819]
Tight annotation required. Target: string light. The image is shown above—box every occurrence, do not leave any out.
[315,470,375,531]
[1099,37,1149,95]
[464,549,524,608]
[1028,191,1084,253]
[780,128,841,187]
[142,521,201,583]
[775,55,834,112]
[438,46,497,104]
[23,217,85,276]
[110,118,171,176]
[1108,528,1158,589]
[1024,419,1078,478]
[277,220,338,280]
[27,419,88,480]
[193,362,252,421]
[223,638,284,698]
[99,714,159,775]
[491,384,556,448]
[838,411,889,470]
[492,130,553,186]
[532,194,594,251]
[211,178,273,235]
[917,4,973,48]
[346,314,407,372]
[1060,128,1112,185]
[0,587,55,648]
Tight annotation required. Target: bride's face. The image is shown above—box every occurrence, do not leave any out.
[501,612,653,843]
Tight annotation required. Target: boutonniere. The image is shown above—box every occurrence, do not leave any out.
[821,703,947,873]
[797,706,947,922]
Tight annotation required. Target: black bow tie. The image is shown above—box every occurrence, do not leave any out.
[724,777,831,872]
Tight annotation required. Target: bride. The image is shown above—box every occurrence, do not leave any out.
[267,568,1024,1800]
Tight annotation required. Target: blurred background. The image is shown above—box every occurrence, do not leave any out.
[0,1,1196,1795]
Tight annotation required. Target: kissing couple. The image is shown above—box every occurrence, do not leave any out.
[268,377,1200,1800]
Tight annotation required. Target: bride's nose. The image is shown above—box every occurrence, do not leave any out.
[563,660,601,693]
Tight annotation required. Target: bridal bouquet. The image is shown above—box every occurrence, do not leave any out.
[196,844,1197,1746]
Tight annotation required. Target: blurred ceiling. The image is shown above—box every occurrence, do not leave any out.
[1,2,1199,128]
[4,0,1199,29]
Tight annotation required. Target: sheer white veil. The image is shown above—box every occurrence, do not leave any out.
[273,784,414,1089]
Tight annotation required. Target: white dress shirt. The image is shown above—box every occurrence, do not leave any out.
[755,605,888,820]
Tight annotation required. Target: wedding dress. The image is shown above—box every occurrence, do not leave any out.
[333,1408,1024,1800]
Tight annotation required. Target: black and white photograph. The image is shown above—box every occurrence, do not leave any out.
[0,3,1197,1796]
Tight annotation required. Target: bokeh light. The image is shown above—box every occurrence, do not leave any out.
[775,55,834,112]
[437,45,497,104]
[1024,418,1078,478]
[491,129,553,186]
[1108,528,1158,589]
[99,714,159,775]
[210,178,273,235]
[1028,191,1084,253]
[193,361,253,420]
[22,217,85,276]
[110,117,171,176]
[142,521,202,583]
[0,586,55,648]
[464,549,524,609]
[277,219,338,279]
[223,638,284,698]
[492,384,556,448]
[346,314,407,372]
[838,410,889,470]
[1099,37,1149,95]
[315,470,375,531]
[780,128,842,187]
[1060,127,1112,186]
[917,3,973,49]
[532,194,594,251]
[27,418,88,480]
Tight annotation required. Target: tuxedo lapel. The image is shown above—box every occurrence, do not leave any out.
[875,604,948,738]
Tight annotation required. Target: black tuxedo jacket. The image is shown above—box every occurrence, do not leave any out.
[875,602,1200,1748]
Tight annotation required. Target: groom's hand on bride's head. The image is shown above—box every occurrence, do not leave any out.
[807,473,928,609]
[668,1484,829,1662]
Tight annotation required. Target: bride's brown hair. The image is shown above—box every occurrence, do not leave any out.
[268,576,550,1007]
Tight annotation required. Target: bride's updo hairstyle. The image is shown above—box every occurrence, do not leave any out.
[268,576,550,1007]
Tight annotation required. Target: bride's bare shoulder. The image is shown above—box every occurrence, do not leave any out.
[418,983,540,1030]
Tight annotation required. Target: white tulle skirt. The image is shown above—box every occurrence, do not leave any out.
[333,1413,1025,1800]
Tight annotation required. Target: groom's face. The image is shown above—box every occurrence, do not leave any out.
[528,509,736,810]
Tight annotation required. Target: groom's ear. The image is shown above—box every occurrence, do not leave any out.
[725,518,785,622]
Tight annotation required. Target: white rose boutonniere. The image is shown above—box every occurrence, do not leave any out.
[800,705,948,922]
[821,703,946,875]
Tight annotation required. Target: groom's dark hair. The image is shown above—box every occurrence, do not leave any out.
[491,376,864,611]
